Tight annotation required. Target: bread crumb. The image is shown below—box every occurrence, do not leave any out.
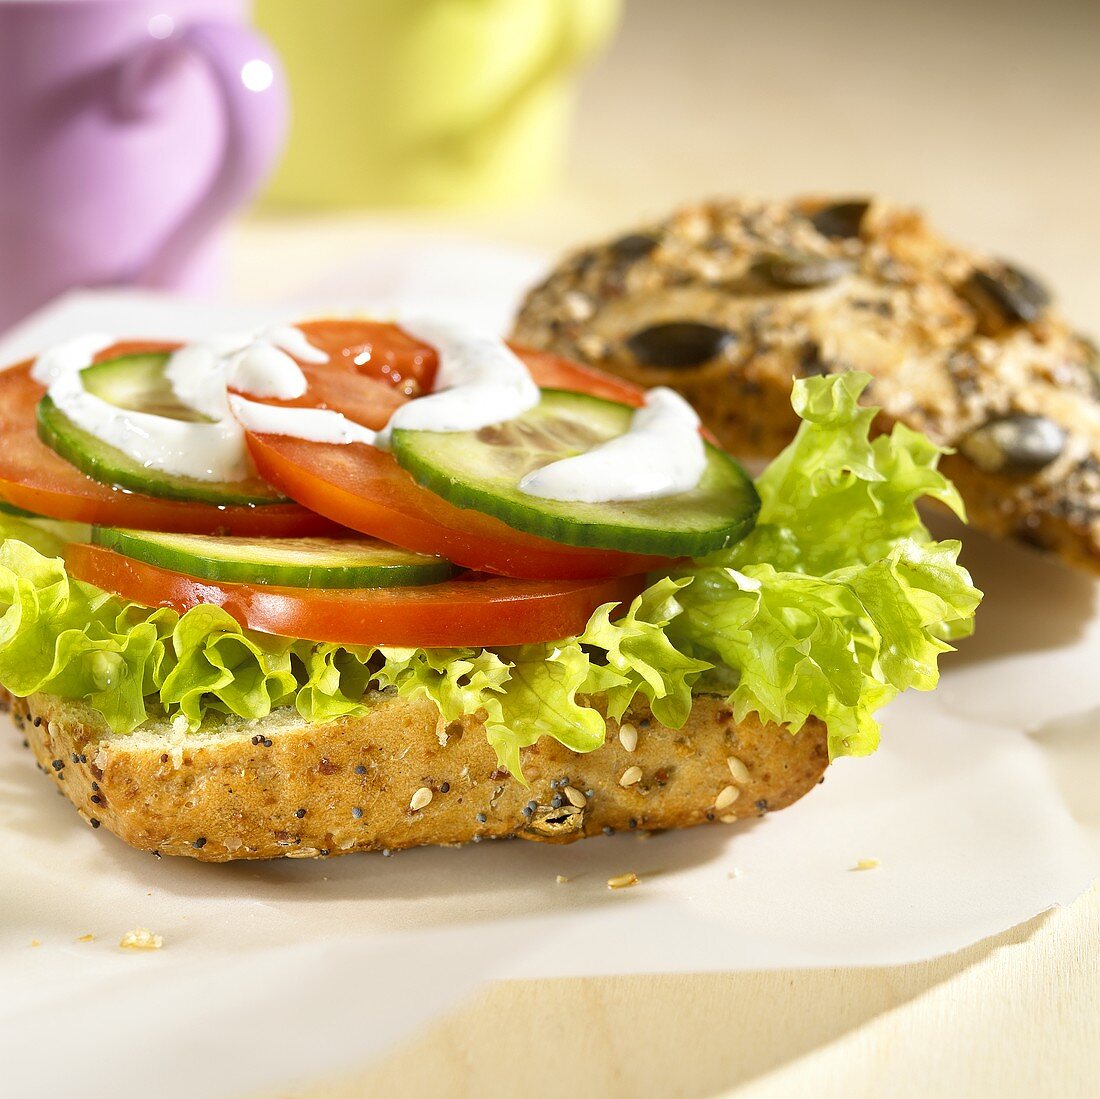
[75,933,94,943]
[555,874,570,884]
[607,872,639,890]
[852,858,880,872]
[728,867,743,880]
[28,939,40,948]
[119,927,163,951]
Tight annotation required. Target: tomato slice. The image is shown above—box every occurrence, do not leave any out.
[235,326,675,579]
[67,542,644,648]
[0,352,340,536]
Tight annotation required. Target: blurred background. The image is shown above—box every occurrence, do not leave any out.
[1,0,1097,333]
[239,0,1100,322]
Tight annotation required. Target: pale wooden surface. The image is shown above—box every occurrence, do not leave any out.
[283,884,1100,1099]
[232,1,1100,1094]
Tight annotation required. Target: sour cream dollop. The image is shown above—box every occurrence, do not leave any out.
[164,333,251,419]
[517,387,707,503]
[226,343,308,400]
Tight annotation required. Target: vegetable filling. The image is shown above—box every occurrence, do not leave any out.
[0,374,981,775]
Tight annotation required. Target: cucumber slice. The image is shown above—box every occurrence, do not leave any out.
[93,527,456,589]
[390,389,760,556]
[36,352,286,506]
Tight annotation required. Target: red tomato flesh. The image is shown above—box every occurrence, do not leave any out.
[67,542,644,648]
[296,319,438,396]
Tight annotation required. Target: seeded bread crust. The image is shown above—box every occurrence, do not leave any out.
[513,196,1100,572]
[8,690,828,862]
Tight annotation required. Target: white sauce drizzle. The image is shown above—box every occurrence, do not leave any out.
[228,395,377,447]
[518,387,707,503]
[38,323,327,483]
[31,332,116,386]
[164,333,250,419]
[226,343,308,400]
[165,324,326,418]
[225,317,541,455]
[379,316,540,441]
[46,369,254,483]
[263,324,329,365]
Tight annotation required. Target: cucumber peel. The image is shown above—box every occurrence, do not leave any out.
[93,527,456,589]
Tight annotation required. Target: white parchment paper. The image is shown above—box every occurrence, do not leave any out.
[0,274,1097,1099]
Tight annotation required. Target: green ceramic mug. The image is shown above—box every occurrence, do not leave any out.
[255,0,621,208]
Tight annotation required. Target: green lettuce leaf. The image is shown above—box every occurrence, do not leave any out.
[292,642,377,723]
[373,646,511,725]
[158,606,299,726]
[578,577,711,727]
[0,539,162,733]
[730,372,966,575]
[667,373,982,757]
[0,373,980,774]
[482,642,605,780]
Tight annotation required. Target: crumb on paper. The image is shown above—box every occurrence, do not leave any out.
[728,867,743,880]
[119,927,163,951]
[851,858,881,872]
[75,933,94,943]
[555,874,570,884]
[28,940,40,948]
[607,872,639,890]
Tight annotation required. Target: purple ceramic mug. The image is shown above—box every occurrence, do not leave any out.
[0,0,287,331]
